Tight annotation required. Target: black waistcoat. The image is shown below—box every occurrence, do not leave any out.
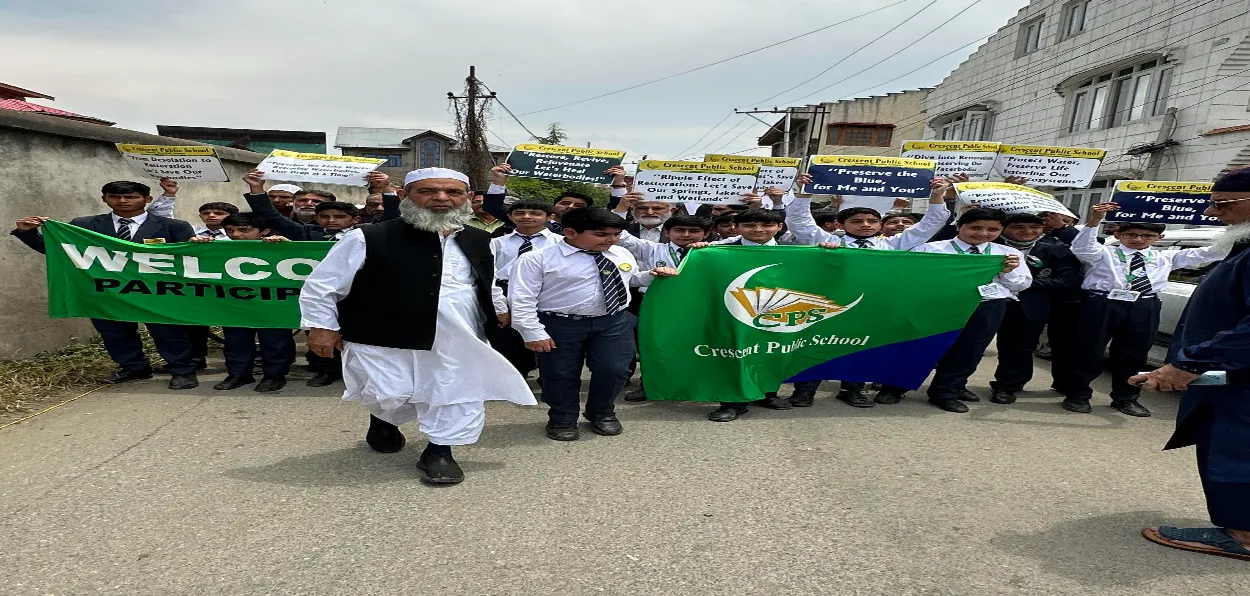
[338,220,498,350]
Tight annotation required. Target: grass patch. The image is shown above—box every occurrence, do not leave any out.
[0,330,170,414]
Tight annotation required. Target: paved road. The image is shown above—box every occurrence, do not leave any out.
[2,352,1246,596]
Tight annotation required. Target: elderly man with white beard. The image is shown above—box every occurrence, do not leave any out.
[624,200,672,243]
[299,167,536,485]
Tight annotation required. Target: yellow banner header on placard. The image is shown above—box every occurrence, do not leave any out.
[1115,180,1213,194]
[117,144,218,156]
[704,154,802,167]
[270,149,386,164]
[901,141,1001,153]
[513,144,627,158]
[997,145,1107,159]
[638,160,760,175]
[956,182,1055,199]
[809,155,936,169]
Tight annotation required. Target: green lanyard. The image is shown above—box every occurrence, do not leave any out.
[951,242,991,255]
[667,245,681,265]
[1115,248,1154,283]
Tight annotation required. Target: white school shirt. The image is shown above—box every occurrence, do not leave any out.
[910,238,1033,301]
[489,228,562,282]
[508,241,649,342]
[195,226,232,240]
[711,236,778,246]
[785,197,949,250]
[616,231,691,293]
[148,194,233,240]
[1069,225,1228,293]
[111,211,147,237]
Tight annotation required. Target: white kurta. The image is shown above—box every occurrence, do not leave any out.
[299,228,536,436]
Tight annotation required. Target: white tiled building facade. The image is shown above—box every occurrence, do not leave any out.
[925,0,1250,217]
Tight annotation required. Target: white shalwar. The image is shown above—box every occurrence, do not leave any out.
[300,229,536,445]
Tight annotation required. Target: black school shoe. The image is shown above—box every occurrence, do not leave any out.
[103,368,153,384]
[545,423,580,441]
[788,391,816,407]
[989,390,1018,404]
[874,389,905,405]
[755,395,793,410]
[707,406,745,422]
[928,398,969,413]
[1061,398,1092,414]
[416,444,464,484]
[168,373,199,390]
[1112,400,1152,417]
[306,372,341,387]
[622,387,647,402]
[254,376,287,392]
[366,415,406,453]
[836,391,875,408]
[955,389,982,402]
[587,414,623,436]
[213,374,256,391]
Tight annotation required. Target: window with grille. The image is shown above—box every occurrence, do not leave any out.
[826,124,894,147]
[1059,0,1090,41]
[1017,16,1044,57]
[363,153,404,168]
[419,139,441,167]
[1066,59,1174,133]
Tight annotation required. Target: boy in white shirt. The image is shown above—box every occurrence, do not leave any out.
[509,208,677,441]
[488,199,561,377]
[911,208,1032,413]
[1064,202,1228,417]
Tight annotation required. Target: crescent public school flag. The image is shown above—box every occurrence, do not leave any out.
[639,246,1003,402]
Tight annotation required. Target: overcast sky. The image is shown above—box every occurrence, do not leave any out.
[2,0,1030,162]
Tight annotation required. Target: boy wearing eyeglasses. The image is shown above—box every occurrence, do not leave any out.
[1065,202,1229,417]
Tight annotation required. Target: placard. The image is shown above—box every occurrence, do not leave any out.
[703,154,800,193]
[802,155,935,199]
[634,160,759,204]
[1107,181,1221,226]
[993,145,1106,188]
[115,144,230,182]
[505,143,626,184]
[900,141,999,180]
[954,182,1075,218]
[255,150,385,187]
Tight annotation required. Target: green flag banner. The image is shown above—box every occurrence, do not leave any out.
[639,246,1004,401]
[41,221,332,328]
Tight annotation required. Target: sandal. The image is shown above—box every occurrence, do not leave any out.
[1142,526,1250,561]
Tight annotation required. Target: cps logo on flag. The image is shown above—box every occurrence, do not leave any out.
[723,264,861,333]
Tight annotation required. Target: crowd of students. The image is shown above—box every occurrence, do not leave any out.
[9,164,1231,440]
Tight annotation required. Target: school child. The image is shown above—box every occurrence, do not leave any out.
[242,169,362,241]
[509,208,676,441]
[909,208,1033,413]
[709,213,738,241]
[880,213,919,237]
[611,210,712,401]
[489,199,562,377]
[1064,203,1228,417]
[189,213,296,392]
[778,176,952,407]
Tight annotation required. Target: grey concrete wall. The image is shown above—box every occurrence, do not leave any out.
[0,111,370,358]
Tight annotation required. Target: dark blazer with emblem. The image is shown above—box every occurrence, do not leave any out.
[10,212,195,254]
[1164,242,1250,480]
[996,240,1082,322]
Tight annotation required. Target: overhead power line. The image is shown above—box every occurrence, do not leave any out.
[514,0,916,116]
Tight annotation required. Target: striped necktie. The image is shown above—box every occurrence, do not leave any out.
[1128,252,1153,293]
[584,251,628,314]
[517,234,539,256]
[966,245,981,255]
[116,218,134,241]
[853,238,872,248]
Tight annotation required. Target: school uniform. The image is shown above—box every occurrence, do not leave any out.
[1067,226,1227,407]
[989,240,1083,398]
[11,212,199,378]
[488,228,563,376]
[785,197,952,403]
[615,231,695,397]
[509,240,649,431]
[910,239,1032,410]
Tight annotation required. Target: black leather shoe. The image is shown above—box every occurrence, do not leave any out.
[213,374,255,391]
[788,391,816,408]
[306,372,340,387]
[416,446,464,484]
[929,398,969,413]
[836,391,875,408]
[756,395,793,410]
[588,414,623,436]
[707,406,745,422]
[103,368,153,384]
[1112,400,1152,417]
[989,390,1017,404]
[545,423,580,441]
[168,373,199,390]
[366,415,406,453]
[955,389,982,402]
[1061,398,1092,413]
[254,376,287,392]
[874,390,905,405]
[623,387,647,402]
